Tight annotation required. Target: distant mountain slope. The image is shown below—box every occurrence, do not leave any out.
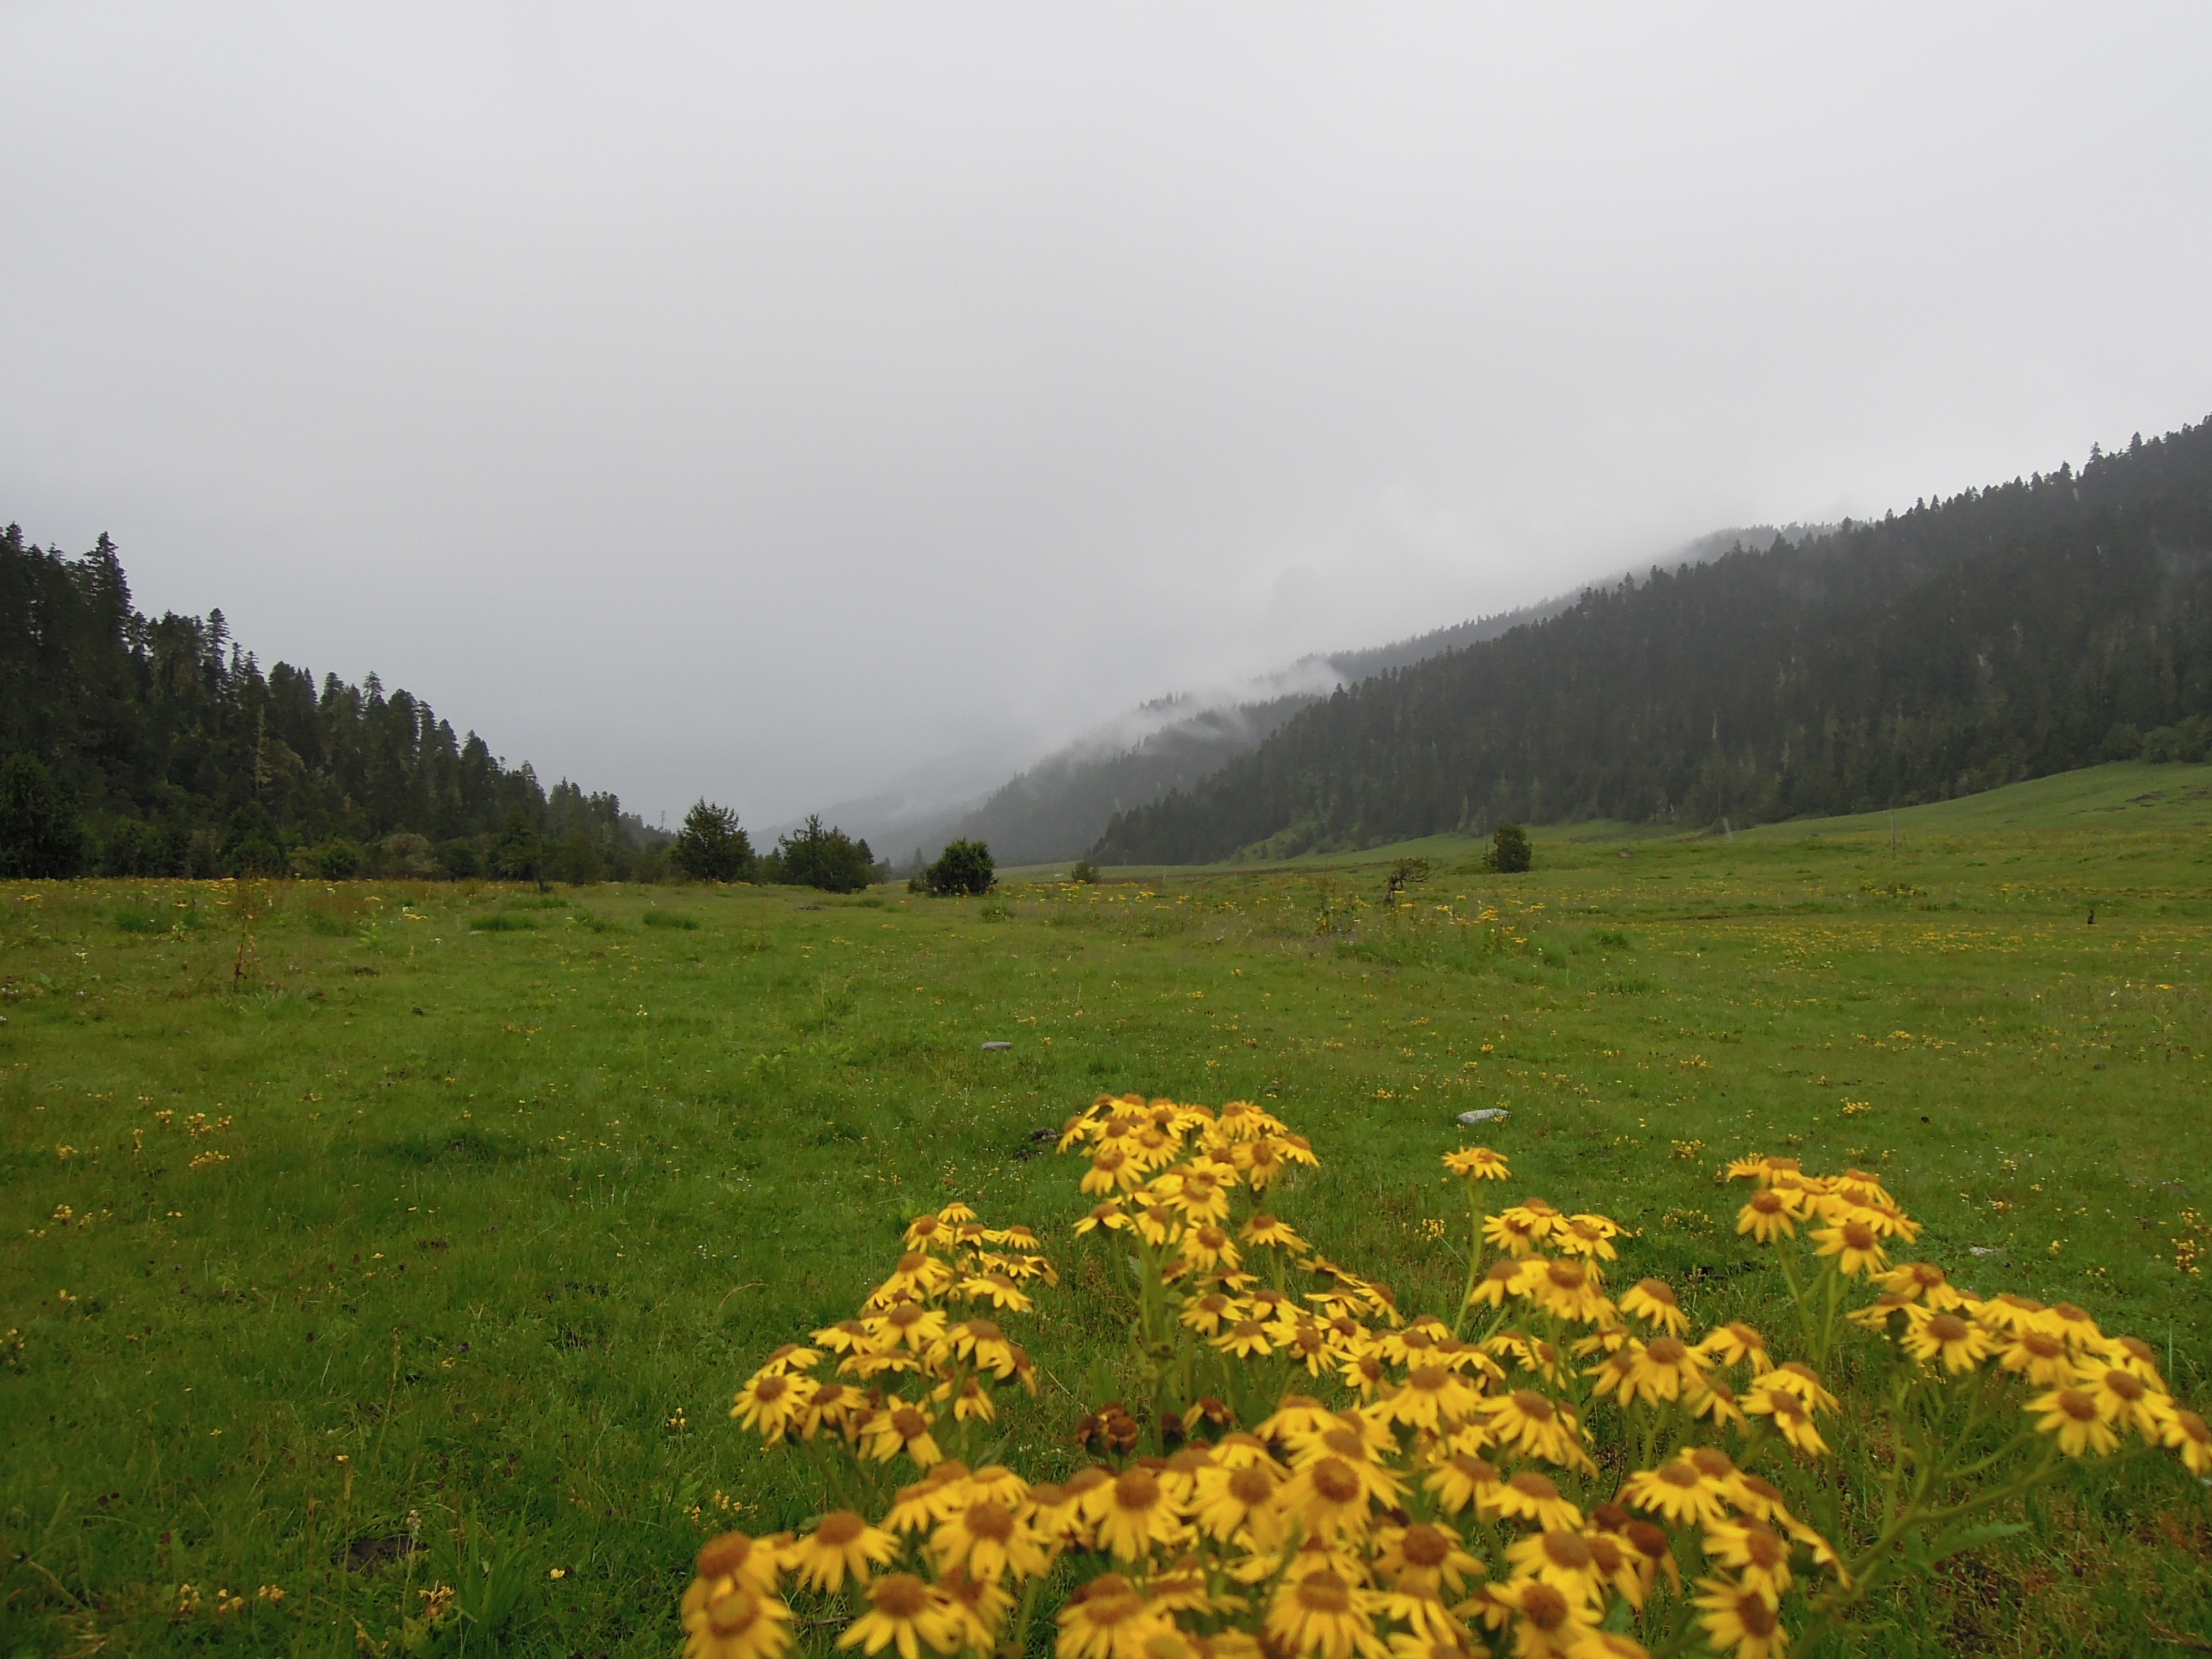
[901,529,1802,866]
[1092,421,2212,864]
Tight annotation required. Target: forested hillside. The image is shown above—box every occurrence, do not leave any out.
[1094,419,2212,864]
[0,526,659,878]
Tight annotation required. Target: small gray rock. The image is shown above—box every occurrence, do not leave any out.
[980,1041,1013,1052]
[1457,1108,1509,1126]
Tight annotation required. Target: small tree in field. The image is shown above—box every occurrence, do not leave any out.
[925,838,994,896]
[773,815,874,893]
[672,800,753,882]
[1486,822,1532,873]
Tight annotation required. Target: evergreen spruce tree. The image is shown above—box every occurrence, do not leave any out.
[671,800,754,882]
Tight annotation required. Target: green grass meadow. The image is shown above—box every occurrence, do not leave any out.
[4,763,2211,1655]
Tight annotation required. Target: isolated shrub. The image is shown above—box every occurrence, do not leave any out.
[1486,821,1532,873]
[218,801,285,877]
[311,838,366,879]
[672,799,754,882]
[438,838,482,880]
[550,827,607,885]
[925,837,995,896]
[774,815,874,893]
[489,811,545,883]
[1068,857,1100,884]
[2140,716,2211,764]
[97,816,160,878]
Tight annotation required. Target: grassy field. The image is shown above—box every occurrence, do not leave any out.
[4,760,2210,1656]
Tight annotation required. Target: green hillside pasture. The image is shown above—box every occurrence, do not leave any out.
[2,779,2210,1655]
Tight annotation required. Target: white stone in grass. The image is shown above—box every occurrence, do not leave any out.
[1458,1108,1509,1126]
[980,1041,1013,1051]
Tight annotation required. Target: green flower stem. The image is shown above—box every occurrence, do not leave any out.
[1451,1178,1488,1340]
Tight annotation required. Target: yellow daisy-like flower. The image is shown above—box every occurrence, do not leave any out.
[1503,1530,1607,1604]
[869,1253,957,1307]
[1810,1217,1888,1277]
[2101,1334,2168,1386]
[1242,1212,1308,1250]
[1178,1291,1240,1337]
[1735,1189,1798,1245]
[1465,1258,1530,1311]
[1476,1578,1595,1658]
[1265,1568,1377,1659]
[1491,1470,1583,1533]
[1087,1468,1188,1561]
[788,1511,900,1594]
[1846,1291,1916,1332]
[958,1271,1034,1313]
[839,1575,961,1659]
[2026,1380,2115,1460]
[1973,1292,2047,1336]
[1743,1386,1827,1456]
[1900,1308,1995,1375]
[1583,1347,1639,1408]
[1700,1521,1792,1603]
[1374,1521,1483,1597]
[1691,1575,1788,1659]
[1527,1258,1610,1326]
[1422,1451,1503,1517]
[930,1499,1052,1583]
[1994,1327,2075,1389]
[1055,1574,1169,1659]
[902,1214,953,1253]
[2163,1408,2212,1476]
[2043,1301,2103,1352]
[1383,1364,1484,1432]
[813,1318,874,1354]
[1442,1146,1511,1180]
[935,1564,1013,1654]
[732,1371,816,1442]
[1083,1147,1141,1196]
[1178,1224,1241,1275]
[1481,1212,1546,1259]
[1075,1201,1131,1235]
[1479,1389,1584,1468]
[870,1301,949,1354]
[1552,1217,1621,1262]
[1618,1279,1688,1336]
[858,1404,944,1468]
[1874,1261,1966,1311]
[1695,1322,1773,1375]
[1194,1460,1287,1546]
[1280,1455,1381,1541]
[1213,1319,1275,1359]
[1623,1337,1708,1407]
[752,1343,823,1376]
[1384,1631,1482,1659]
[681,1574,794,1659]
[1766,1362,1838,1413]
[1619,1459,1730,1528]
[694,1532,786,1596]
[2080,1361,2172,1441]
[1688,1379,1749,1431]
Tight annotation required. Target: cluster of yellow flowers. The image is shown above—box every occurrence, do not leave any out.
[685,1097,2206,1659]
[1729,1155,2211,1473]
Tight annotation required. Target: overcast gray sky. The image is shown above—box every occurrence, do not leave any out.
[6,6,2209,827]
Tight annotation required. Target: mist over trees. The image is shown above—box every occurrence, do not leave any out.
[1093,418,2212,864]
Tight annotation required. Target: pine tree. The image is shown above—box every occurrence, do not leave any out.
[671,800,753,882]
